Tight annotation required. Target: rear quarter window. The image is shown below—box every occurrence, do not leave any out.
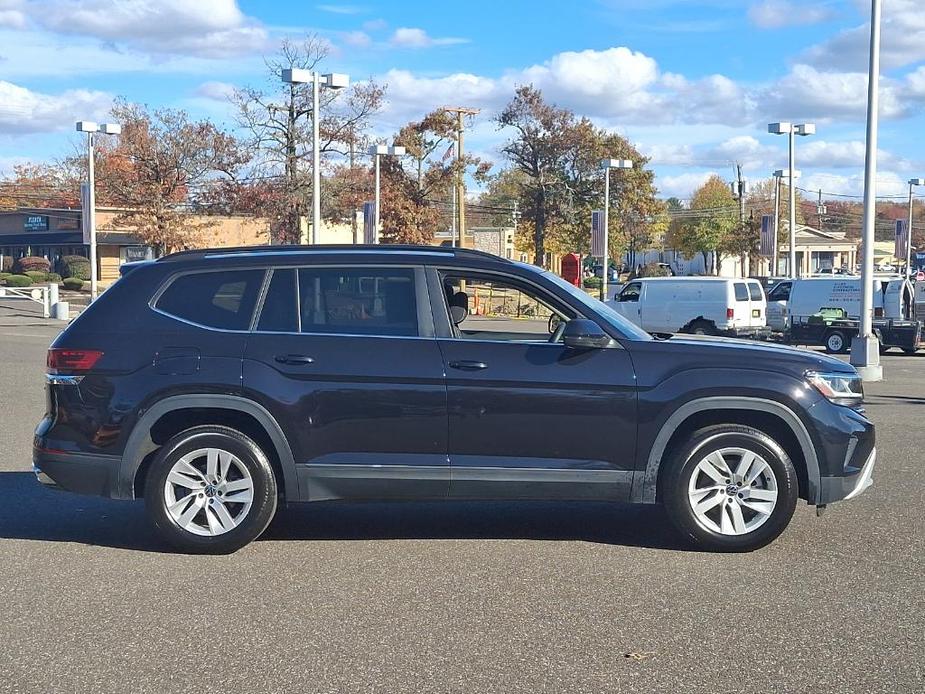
[156,269,265,330]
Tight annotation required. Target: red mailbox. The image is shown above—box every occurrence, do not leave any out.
[560,253,581,287]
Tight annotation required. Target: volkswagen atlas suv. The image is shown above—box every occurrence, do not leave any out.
[34,245,876,553]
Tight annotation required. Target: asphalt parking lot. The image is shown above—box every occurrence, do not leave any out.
[0,299,923,694]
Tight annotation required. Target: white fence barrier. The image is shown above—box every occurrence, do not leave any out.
[0,286,50,318]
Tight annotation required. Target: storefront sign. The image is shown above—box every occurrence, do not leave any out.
[123,246,151,262]
[24,215,49,231]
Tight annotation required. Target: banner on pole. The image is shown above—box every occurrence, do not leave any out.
[363,201,376,244]
[759,214,774,257]
[895,219,909,261]
[590,210,605,257]
[80,183,91,244]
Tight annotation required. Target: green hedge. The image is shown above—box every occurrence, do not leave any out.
[24,270,47,282]
[60,255,91,281]
[0,272,10,282]
[13,256,51,274]
[46,272,62,283]
[62,277,85,291]
[5,274,33,287]
[583,277,602,289]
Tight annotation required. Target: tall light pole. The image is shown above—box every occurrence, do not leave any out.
[76,121,120,300]
[281,69,349,244]
[368,144,406,243]
[906,178,924,277]
[769,122,815,277]
[850,0,882,382]
[601,158,633,301]
[773,169,799,276]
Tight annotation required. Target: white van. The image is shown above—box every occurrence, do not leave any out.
[766,277,913,331]
[606,277,767,336]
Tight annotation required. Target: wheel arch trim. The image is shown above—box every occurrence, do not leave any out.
[633,396,820,504]
[119,394,298,501]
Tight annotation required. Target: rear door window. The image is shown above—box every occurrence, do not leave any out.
[747,282,764,301]
[734,283,749,302]
[298,267,419,336]
[156,269,264,330]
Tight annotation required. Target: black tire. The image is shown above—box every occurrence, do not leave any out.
[824,330,848,354]
[902,347,918,355]
[688,320,714,336]
[662,425,799,552]
[144,425,278,554]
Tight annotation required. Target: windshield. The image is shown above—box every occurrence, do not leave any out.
[514,262,652,341]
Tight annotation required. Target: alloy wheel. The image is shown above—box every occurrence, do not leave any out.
[687,446,778,536]
[163,447,254,537]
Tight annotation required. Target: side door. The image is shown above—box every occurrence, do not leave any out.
[766,281,791,331]
[612,281,643,327]
[242,264,448,501]
[431,267,637,501]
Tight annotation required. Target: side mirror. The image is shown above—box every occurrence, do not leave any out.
[562,319,614,349]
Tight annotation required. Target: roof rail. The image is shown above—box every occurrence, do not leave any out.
[158,243,512,263]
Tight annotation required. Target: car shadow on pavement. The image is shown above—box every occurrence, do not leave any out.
[263,499,692,551]
[0,471,166,552]
[0,471,692,552]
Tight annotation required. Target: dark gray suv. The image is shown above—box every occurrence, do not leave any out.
[34,245,876,553]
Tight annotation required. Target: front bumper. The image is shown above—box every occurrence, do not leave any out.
[33,447,122,498]
[818,446,876,504]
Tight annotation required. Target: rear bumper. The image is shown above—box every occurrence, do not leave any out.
[818,447,876,504]
[33,447,122,498]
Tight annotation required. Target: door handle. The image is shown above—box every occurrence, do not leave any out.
[448,360,488,371]
[274,354,315,365]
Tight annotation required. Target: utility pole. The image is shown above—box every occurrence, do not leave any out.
[816,189,826,233]
[443,106,480,247]
[735,164,748,277]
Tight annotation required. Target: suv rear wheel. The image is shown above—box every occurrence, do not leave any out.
[663,425,799,552]
[144,425,278,554]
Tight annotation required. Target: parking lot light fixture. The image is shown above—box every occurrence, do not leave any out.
[76,120,121,300]
[367,144,406,244]
[600,159,633,300]
[282,69,351,244]
[769,122,815,277]
[907,178,925,277]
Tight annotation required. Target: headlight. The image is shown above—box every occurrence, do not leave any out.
[805,371,864,406]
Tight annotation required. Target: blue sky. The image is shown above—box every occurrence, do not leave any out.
[1,0,924,201]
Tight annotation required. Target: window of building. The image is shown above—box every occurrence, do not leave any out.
[157,269,264,331]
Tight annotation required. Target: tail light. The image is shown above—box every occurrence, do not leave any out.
[726,308,735,319]
[47,349,103,373]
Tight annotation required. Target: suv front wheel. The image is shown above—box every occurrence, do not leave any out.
[663,424,799,552]
[144,425,278,554]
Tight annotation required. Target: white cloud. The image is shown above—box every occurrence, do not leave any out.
[26,0,268,58]
[0,0,26,29]
[747,0,834,29]
[194,81,236,102]
[389,27,467,48]
[316,4,364,14]
[362,18,387,32]
[759,64,905,121]
[803,170,910,198]
[656,171,718,199]
[0,80,112,134]
[342,30,371,48]
[804,0,925,70]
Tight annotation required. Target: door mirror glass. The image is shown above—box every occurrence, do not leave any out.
[562,319,613,349]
